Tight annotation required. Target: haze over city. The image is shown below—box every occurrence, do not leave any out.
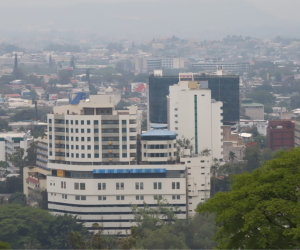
[1,0,300,249]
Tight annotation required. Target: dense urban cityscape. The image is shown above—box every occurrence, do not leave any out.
[1,0,300,249]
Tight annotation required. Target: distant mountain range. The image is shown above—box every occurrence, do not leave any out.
[0,0,298,40]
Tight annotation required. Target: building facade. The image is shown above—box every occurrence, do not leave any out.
[294,121,300,148]
[46,97,211,235]
[148,72,239,125]
[267,120,295,151]
[167,80,223,161]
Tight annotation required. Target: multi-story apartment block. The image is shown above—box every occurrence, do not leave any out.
[0,131,33,172]
[46,96,211,235]
[148,72,239,125]
[167,79,223,161]
[23,137,51,205]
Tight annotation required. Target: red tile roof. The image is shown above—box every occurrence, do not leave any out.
[26,177,39,184]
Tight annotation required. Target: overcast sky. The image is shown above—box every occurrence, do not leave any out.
[1,0,299,21]
[1,0,300,22]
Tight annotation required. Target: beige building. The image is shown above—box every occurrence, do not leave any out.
[294,121,300,148]
[23,137,50,206]
[242,99,264,120]
[222,126,245,162]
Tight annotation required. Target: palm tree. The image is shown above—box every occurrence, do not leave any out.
[229,151,237,162]
[210,165,218,197]
[201,149,211,156]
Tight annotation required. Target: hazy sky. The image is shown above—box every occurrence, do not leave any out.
[1,0,300,22]
[1,0,299,21]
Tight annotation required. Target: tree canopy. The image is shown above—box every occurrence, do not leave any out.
[197,148,300,249]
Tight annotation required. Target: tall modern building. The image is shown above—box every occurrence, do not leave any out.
[148,72,239,125]
[167,80,223,161]
[46,95,211,235]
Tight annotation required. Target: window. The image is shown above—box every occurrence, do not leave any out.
[74,183,79,190]
[71,128,73,133]
[61,181,63,188]
[76,129,78,133]
[140,182,144,190]
[136,182,143,190]
[94,120,98,125]
[177,195,180,199]
[94,129,99,133]
[172,195,176,200]
[176,182,180,189]
[144,153,146,157]
[88,154,91,158]
[81,145,85,150]
[122,128,126,133]
[49,127,52,131]
[98,183,106,190]
[71,153,74,158]
[94,137,99,141]
[75,120,78,125]
[135,182,139,190]
[71,137,73,141]
[98,196,106,200]
[136,195,139,200]
[49,143,52,148]
[76,153,79,158]
[49,119,52,123]
[122,145,127,149]
[62,194,67,199]
[49,135,52,139]
[76,145,79,150]
[122,136,127,141]
[66,128,69,133]
[154,182,157,189]
[122,120,126,124]
[121,196,124,200]
[94,145,99,150]
[87,137,91,141]
[82,174,85,178]
[116,196,120,200]
[140,195,144,200]
[81,129,84,133]
[121,182,124,190]
[87,145,91,150]
[95,153,99,158]
[81,196,86,200]
[154,195,162,200]
[172,182,175,189]
[81,137,84,142]
[75,196,80,200]
[87,129,91,133]
[116,183,120,190]
[64,182,66,189]
[158,182,162,189]
[71,120,73,125]
[87,120,90,125]
[76,137,79,141]
[122,153,127,158]
[98,196,102,200]
[81,153,85,158]
[81,120,84,125]
[80,183,85,190]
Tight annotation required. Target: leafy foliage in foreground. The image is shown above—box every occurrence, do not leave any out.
[197,147,300,249]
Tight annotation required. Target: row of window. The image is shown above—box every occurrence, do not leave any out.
[49,136,133,142]
[143,144,175,149]
[50,128,129,134]
[50,153,129,158]
[50,144,129,150]
[57,194,179,201]
[144,152,175,158]
[75,182,181,191]
[49,119,129,125]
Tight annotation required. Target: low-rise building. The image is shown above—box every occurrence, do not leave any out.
[241,99,264,120]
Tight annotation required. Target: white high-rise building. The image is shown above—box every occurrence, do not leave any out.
[167,78,223,161]
[46,95,211,235]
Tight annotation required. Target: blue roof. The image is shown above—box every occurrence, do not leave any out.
[141,129,176,137]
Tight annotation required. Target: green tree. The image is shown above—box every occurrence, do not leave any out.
[0,119,9,131]
[0,241,11,249]
[228,151,237,162]
[58,70,71,84]
[7,148,25,174]
[0,176,23,194]
[290,95,300,109]
[244,145,262,172]
[197,148,300,249]
[25,142,37,167]
[246,91,276,105]
[0,161,9,178]
[8,192,26,205]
